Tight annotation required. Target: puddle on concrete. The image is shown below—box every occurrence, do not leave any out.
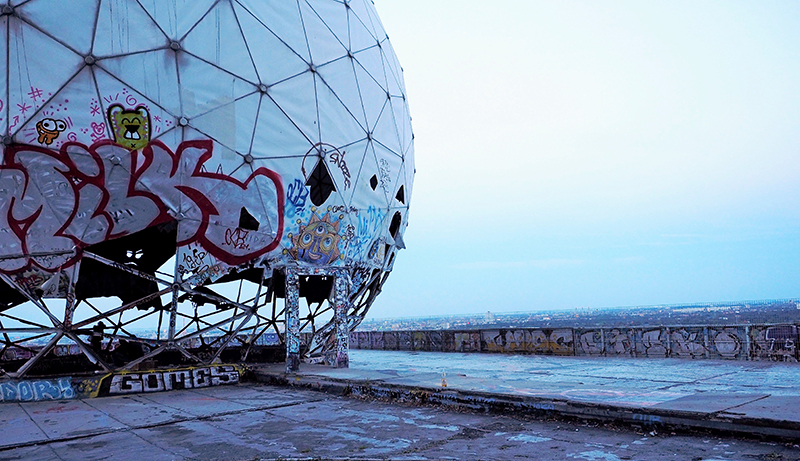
[568,450,623,461]
[508,434,552,443]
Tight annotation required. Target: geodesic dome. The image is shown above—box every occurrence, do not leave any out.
[0,0,413,377]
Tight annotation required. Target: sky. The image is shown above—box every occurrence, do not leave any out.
[368,0,800,318]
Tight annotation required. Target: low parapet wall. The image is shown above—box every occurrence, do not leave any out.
[351,324,799,361]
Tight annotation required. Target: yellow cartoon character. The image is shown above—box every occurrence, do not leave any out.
[36,118,67,145]
[107,104,150,150]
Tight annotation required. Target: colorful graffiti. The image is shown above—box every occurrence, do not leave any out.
[348,205,385,261]
[286,178,310,217]
[287,211,344,265]
[0,377,75,402]
[107,104,151,150]
[485,329,529,353]
[0,139,284,274]
[351,324,800,362]
[108,366,240,394]
[35,118,67,145]
[0,365,245,404]
[531,329,574,355]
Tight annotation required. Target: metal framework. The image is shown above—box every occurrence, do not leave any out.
[0,0,412,379]
[0,249,394,378]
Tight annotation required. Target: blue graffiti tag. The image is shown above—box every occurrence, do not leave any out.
[348,206,385,260]
[0,377,75,402]
[287,179,309,211]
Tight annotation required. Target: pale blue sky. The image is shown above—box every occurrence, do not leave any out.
[370,0,800,318]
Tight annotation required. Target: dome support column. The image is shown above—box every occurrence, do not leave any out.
[331,269,351,369]
[284,267,301,373]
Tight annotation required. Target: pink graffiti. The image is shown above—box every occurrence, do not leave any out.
[0,140,284,273]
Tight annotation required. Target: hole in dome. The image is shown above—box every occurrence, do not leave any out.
[369,175,378,190]
[306,159,336,206]
[395,185,405,204]
[239,207,260,231]
[389,211,402,239]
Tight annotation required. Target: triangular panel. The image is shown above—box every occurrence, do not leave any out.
[93,0,166,57]
[352,57,387,133]
[191,92,260,156]
[373,142,402,207]
[233,1,308,86]
[371,98,402,157]
[16,66,99,148]
[16,0,100,55]
[178,53,257,119]
[298,1,348,67]
[381,40,407,96]
[345,6,380,53]
[182,1,258,84]
[346,0,380,43]
[316,74,367,151]
[8,18,83,139]
[316,52,368,130]
[251,91,313,159]
[266,71,319,146]
[138,0,217,41]
[393,96,413,158]
[236,0,310,64]
[98,49,181,115]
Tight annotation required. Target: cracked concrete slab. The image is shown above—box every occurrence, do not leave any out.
[651,393,769,414]
[22,399,126,440]
[724,395,800,423]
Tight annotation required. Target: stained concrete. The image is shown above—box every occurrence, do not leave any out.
[255,350,800,439]
[1,351,800,459]
[1,383,798,460]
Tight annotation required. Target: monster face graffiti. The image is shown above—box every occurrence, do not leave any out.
[107,104,150,150]
[35,118,67,145]
[289,212,343,265]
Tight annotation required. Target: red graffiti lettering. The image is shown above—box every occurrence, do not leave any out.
[0,140,284,273]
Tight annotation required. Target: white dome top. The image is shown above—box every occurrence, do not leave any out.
[0,0,413,284]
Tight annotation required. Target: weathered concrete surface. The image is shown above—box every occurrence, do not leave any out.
[2,350,800,459]
[256,350,800,440]
[2,382,799,460]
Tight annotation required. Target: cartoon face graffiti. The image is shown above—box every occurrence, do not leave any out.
[35,118,66,145]
[107,104,150,150]
[289,213,342,265]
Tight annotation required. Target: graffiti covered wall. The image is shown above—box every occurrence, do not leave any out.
[352,325,799,362]
[0,364,245,403]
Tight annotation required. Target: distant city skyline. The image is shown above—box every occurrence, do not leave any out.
[359,298,800,330]
[370,0,800,318]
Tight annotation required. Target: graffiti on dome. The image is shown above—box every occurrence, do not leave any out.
[327,148,352,190]
[0,139,284,274]
[107,104,151,150]
[286,178,310,217]
[287,211,345,265]
[35,118,67,145]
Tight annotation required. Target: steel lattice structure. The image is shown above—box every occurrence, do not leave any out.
[0,0,413,378]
